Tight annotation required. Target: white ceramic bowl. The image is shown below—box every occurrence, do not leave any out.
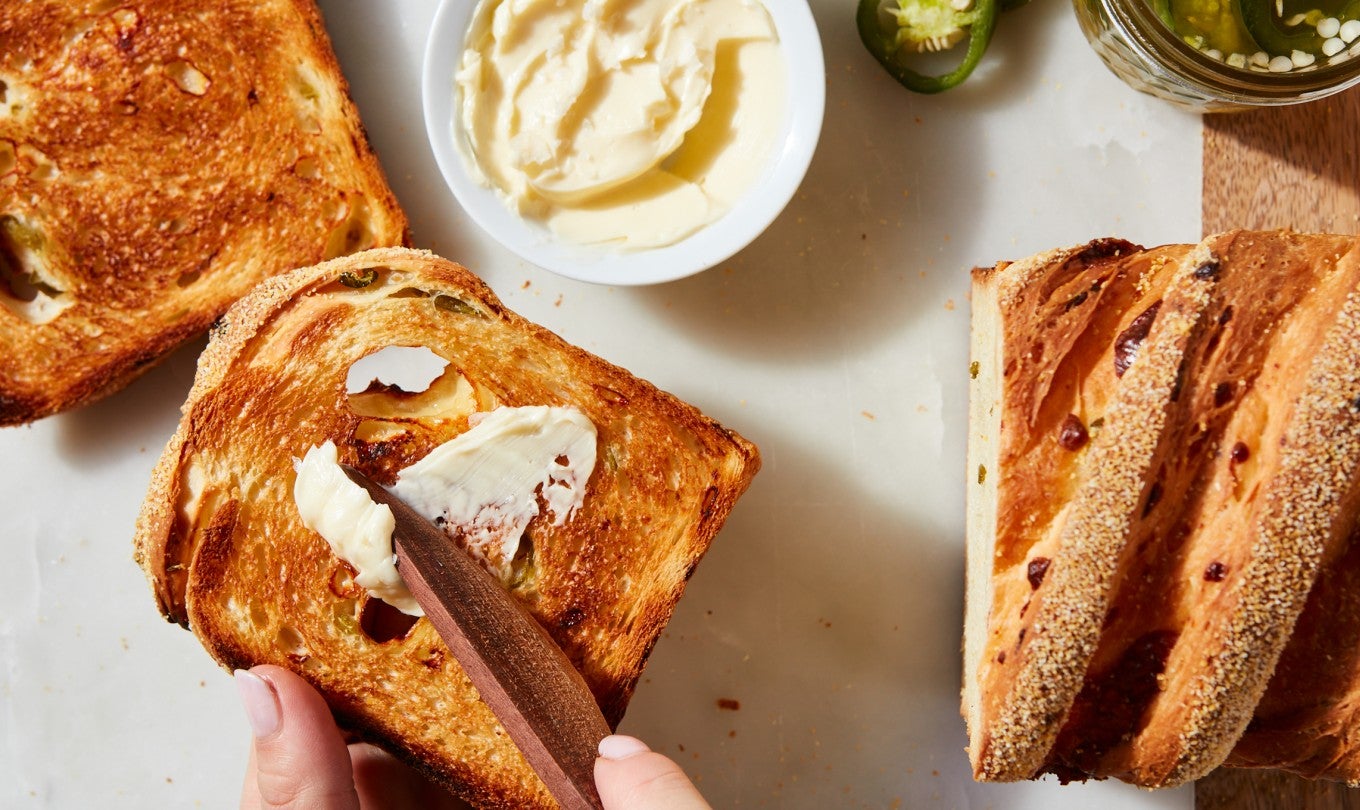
[421,0,825,286]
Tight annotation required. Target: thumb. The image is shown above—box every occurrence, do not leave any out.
[237,665,360,810]
[594,735,711,810]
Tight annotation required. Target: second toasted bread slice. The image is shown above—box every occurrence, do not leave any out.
[0,0,408,425]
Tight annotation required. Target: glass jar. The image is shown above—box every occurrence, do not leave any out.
[1073,0,1360,110]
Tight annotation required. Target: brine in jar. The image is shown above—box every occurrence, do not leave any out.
[1156,0,1360,72]
[1073,0,1360,108]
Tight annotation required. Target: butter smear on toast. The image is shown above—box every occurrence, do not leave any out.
[295,406,597,616]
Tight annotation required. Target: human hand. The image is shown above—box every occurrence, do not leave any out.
[236,665,466,810]
[594,735,711,809]
[235,665,710,809]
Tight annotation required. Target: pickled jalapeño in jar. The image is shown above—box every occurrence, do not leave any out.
[1159,0,1360,72]
[1074,0,1360,107]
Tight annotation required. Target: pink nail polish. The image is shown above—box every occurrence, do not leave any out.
[235,669,281,739]
[598,735,651,760]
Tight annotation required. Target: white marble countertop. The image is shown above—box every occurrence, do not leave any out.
[0,1,1202,807]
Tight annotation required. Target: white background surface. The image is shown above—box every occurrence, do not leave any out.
[0,0,1201,807]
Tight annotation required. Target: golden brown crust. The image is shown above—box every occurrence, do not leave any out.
[0,0,409,426]
[132,248,760,807]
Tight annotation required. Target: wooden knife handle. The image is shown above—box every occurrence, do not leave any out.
[341,466,610,810]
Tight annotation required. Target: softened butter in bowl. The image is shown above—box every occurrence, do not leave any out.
[457,0,785,250]
[422,0,825,285]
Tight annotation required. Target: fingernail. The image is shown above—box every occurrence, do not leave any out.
[598,734,651,760]
[235,669,281,739]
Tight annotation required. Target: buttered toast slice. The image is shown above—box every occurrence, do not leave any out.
[967,231,1360,786]
[133,248,759,809]
[0,0,408,425]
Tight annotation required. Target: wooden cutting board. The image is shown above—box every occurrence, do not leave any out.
[1196,86,1360,810]
[1202,89,1360,235]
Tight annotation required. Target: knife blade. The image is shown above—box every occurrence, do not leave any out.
[340,465,610,810]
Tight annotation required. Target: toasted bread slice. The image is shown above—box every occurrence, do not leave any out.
[967,231,1360,786]
[0,0,408,425]
[133,248,760,808]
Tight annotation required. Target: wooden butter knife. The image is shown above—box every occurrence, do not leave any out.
[341,465,610,810]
